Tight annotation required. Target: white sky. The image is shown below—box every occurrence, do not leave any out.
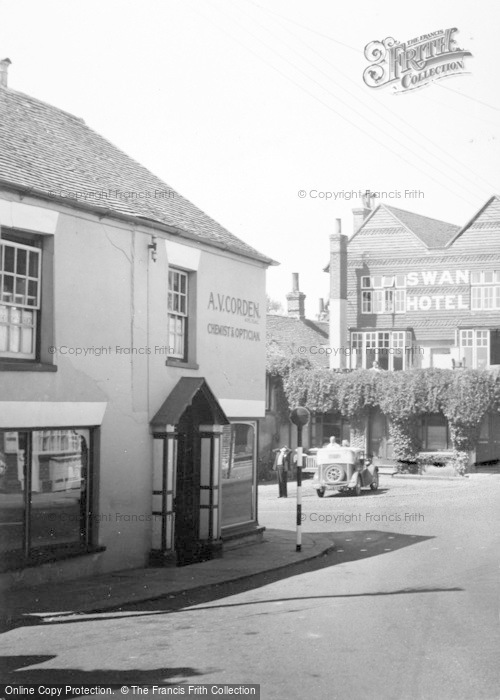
[1,0,498,317]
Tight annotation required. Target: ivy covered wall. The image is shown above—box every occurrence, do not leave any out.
[269,363,500,474]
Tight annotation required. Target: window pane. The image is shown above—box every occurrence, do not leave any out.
[4,246,15,272]
[16,248,27,275]
[28,251,39,278]
[0,431,26,554]
[30,430,89,549]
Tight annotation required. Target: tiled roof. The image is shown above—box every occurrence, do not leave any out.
[266,314,329,368]
[0,86,275,265]
[384,205,460,249]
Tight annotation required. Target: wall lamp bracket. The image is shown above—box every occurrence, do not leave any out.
[148,235,158,262]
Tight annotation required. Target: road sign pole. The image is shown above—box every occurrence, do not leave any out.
[296,428,303,552]
[290,407,310,554]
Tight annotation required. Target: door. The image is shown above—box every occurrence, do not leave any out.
[369,409,394,465]
[174,406,201,566]
[477,413,500,467]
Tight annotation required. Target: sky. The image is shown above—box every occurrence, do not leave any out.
[0,0,498,317]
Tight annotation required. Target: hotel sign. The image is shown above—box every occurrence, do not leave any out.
[405,269,469,311]
[363,28,472,93]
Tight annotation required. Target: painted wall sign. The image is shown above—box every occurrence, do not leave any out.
[363,29,472,93]
[208,292,261,321]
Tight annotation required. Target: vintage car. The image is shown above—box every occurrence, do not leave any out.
[312,446,379,497]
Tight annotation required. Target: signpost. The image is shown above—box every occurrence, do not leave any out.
[290,407,310,552]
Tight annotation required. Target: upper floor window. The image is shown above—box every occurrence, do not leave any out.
[360,275,406,314]
[168,268,188,360]
[470,271,500,311]
[0,237,41,360]
[458,329,500,369]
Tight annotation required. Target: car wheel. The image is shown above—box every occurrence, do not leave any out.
[353,478,361,497]
[317,488,325,498]
[370,472,379,490]
[324,466,345,483]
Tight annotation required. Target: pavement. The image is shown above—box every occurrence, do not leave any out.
[0,527,335,627]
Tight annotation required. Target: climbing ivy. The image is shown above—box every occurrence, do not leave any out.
[277,366,500,467]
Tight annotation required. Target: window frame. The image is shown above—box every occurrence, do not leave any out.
[0,234,42,361]
[167,267,189,361]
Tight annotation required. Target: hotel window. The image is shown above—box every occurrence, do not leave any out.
[361,275,406,314]
[470,271,500,311]
[0,428,94,570]
[459,329,500,369]
[419,414,451,451]
[349,330,414,370]
[168,268,188,360]
[0,236,41,360]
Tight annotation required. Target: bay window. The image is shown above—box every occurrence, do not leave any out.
[349,330,415,370]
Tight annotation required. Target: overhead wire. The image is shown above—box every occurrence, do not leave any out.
[202,0,481,206]
[243,0,497,195]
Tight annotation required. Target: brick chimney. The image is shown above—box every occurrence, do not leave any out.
[286,273,306,319]
[0,58,11,88]
[329,219,348,369]
[352,191,374,233]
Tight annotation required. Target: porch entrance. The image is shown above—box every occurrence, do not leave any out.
[150,377,228,567]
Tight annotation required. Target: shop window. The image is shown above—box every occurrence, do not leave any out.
[221,422,256,528]
[0,428,93,570]
[419,415,451,451]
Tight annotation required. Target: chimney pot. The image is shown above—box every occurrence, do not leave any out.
[286,272,306,319]
[334,218,342,235]
[0,58,12,88]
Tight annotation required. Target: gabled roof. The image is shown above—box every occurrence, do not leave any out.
[351,204,460,249]
[0,85,275,265]
[151,377,229,432]
[384,205,460,248]
[267,314,329,369]
[446,194,500,246]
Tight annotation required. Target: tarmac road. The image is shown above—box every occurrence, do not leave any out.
[1,474,499,699]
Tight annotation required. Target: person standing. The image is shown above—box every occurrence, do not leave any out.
[273,446,291,498]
